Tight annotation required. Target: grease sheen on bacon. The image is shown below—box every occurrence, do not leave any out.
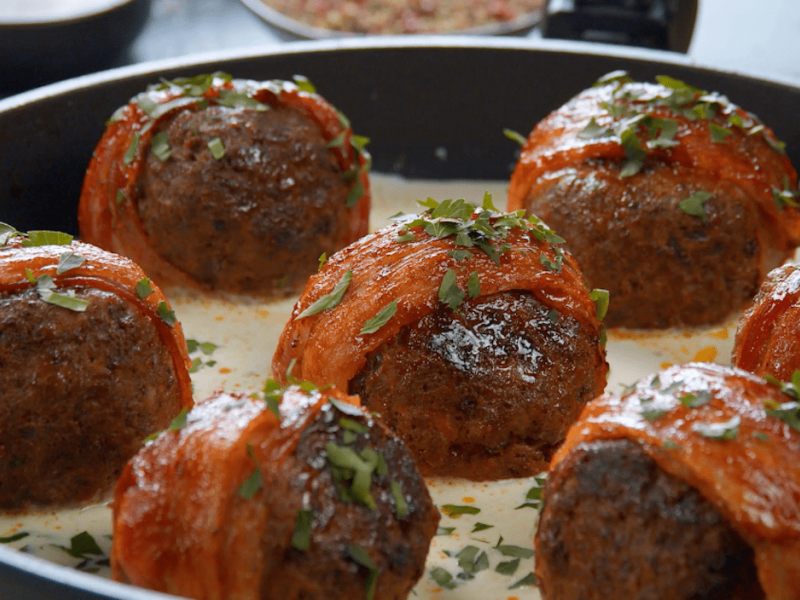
[543,362,800,600]
[272,217,606,393]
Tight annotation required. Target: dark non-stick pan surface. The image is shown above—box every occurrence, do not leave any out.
[1,37,800,600]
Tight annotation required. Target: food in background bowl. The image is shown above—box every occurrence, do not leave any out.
[0,224,192,509]
[535,362,800,600]
[111,385,439,600]
[79,72,371,297]
[272,195,609,480]
[507,71,800,329]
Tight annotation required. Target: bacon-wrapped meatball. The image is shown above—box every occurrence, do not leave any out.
[508,71,800,329]
[535,362,800,600]
[733,263,800,381]
[0,225,192,509]
[111,386,439,600]
[79,73,371,297]
[272,197,608,480]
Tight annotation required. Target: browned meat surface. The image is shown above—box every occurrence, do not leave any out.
[137,105,353,294]
[527,161,768,328]
[0,287,183,509]
[535,439,764,600]
[349,290,603,480]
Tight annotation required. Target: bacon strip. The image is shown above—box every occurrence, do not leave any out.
[0,238,193,410]
[272,219,607,392]
[78,76,370,290]
[507,82,800,254]
[552,362,800,600]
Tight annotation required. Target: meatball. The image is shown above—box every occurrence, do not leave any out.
[79,73,370,296]
[732,262,800,380]
[536,439,762,600]
[508,71,800,329]
[111,386,439,600]
[535,362,800,600]
[0,230,192,509]
[273,197,609,480]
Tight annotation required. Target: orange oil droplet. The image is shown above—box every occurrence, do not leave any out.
[462,497,475,503]
[660,362,674,370]
[219,367,232,374]
[693,346,717,363]
[214,315,225,322]
[709,328,730,340]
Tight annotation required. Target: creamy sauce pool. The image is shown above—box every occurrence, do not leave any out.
[0,174,740,599]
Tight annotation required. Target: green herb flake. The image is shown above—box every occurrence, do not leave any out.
[157,301,177,327]
[55,531,104,559]
[263,378,283,419]
[216,89,269,111]
[763,399,800,433]
[325,443,378,510]
[441,504,481,516]
[150,131,172,162]
[296,270,352,319]
[709,123,733,143]
[503,128,527,147]
[0,532,29,544]
[291,509,313,550]
[619,128,646,177]
[495,558,520,576]
[693,415,740,440]
[169,407,188,431]
[391,481,408,519]
[123,132,140,165]
[438,268,466,311]
[471,522,493,533]
[679,190,713,224]
[578,117,613,139]
[547,309,559,324]
[753,431,770,441]
[34,276,90,312]
[662,440,681,450]
[448,249,473,261]
[22,230,73,247]
[293,75,317,94]
[589,288,610,321]
[56,252,85,274]
[436,526,456,536]
[317,252,327,271]
[680,390,711,408]
[238,444,262,499]
[496,544,535,559]
[467,271,481,299]
[347,544,380,600]
[360,299,398,335]
[339,418,369,434]
[346,180,366,208]
[207,137,226,160]
[395,232,416,243]
[509,572,537,589]
[327,130,347,149]
[430,566,457,589]
[594,70,633,87]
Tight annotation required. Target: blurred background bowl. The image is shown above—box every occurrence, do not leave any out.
[0,0,151,96]
[237,0,545,40]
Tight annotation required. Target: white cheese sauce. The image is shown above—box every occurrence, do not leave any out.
[0,174,739,599]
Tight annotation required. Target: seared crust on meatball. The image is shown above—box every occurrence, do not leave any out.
[111,388,439,600]
[350,290,603,479]
[137,104,353,293]
[535,439,763,600]
[0,288,182,508]
[527,161,768,328]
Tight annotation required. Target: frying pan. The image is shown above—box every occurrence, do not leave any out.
[1,37,800,600]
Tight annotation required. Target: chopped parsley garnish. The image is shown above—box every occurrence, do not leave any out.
[709,122,733,143]
[578,117,613,139]
[0,532,29,544]
[547,308,559,324]
[123,131,139,165]
[293,74,317,94]
[429,566,457,589]
[347,544,380,600]
[516,482,544,510]
[296,270,352,319]
[169,408,188,431]
[495,558,520,576]
[56,252,85,274]
[503,128,527,147]
[207,137,226,160]
[317,252,327,271]
[639,397,666,422]
[440,504,481,516]
[693,415,740,440]
[509,572,537,589]
[33,275,89,312]
[157,301,177,327]
[471,522,493,533]
[22,230,73,247]
[346,179,366,208]
[216,89,269,111]
[54,531,104,560]
[438,268,466,311]
[360,299,398,335]
[456,546,489,576]
[390,481,408,519]
[679,390,711,408]
[436,526,456,536]
[495,544,534,559]
[679,190,712,224]
[325,443,380,510]
[763,398,800,433]
[263,378,283,418]
[589,288,610,321]
[150,131,172,161]
[238,444,262,499]
[291,509,313,550]
[467,271,481,298]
